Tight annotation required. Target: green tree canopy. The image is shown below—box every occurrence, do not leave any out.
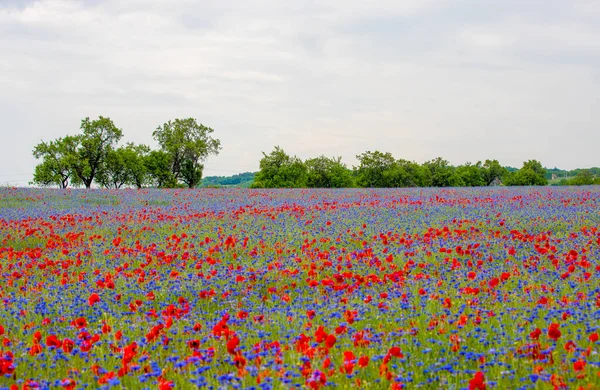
[31,136,81,188]
[455,162,485,187]
[481,159,508,185]
[506,160,548,186]
[122,143,151,189]
[144,150,179,188]
[95,143,150,189]
[423,157,456,187]
[354,151,398,188]
[567,169,596,186]
[305,155,355,188]
[95,147,130,189]
[71,116,123,188]
[152,118,221,188]
[253,146,308,188]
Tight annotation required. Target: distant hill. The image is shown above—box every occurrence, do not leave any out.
[546,167,600,179]
[200,172,256,188]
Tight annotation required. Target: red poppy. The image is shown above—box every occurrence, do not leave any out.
[60,378,76,390]
[325,334,336,349]
[564,340,576,352]
[227,335,240,355]
[573,360,586,371]
[548,323,561,341]
[188,339,201,350]
[340,351,356,374]
[315,326,328,343]
[388,346,403,358]
[46,335,62,348]
[335,325,347,335]
[62,338,75,354]
[28,343,43,356]
[88,293,101,306]
[0,351,15,375]
[530,328,542,340]
[468,371,486,390]
[358,355,369,368]
[71,317,88,329]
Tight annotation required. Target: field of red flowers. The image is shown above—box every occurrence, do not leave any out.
[0,187,599,389]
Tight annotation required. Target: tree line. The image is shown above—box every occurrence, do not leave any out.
[32,116,221,189]
[251,146,577,188]
[32,118,598,189]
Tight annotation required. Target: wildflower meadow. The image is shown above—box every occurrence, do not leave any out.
[0,187,598,389]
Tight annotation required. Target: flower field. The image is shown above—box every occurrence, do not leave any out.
[0,187,599,389]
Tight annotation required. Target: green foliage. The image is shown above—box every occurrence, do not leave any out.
[201,172,256,188]
[305,155,355,188]
[555,169,599,186]
[72,116,123,188]
[95,144,150,189]
[95,147,129,189]
[549,167,600,185]
[31,136,81,188]
[31,116,221,189]
[455,163,485,187]
[152,118,221,188]
[351,152,428,188]
[481,160,509,185]
[423,157,455,187]
[354,151,397,188]
[568,170,596,185]
[33,116,598,190]
[253,146,308,188]
[506,160,548,186]
[144,150,178,188]
[122,143,151,189]
[394,159,428,187]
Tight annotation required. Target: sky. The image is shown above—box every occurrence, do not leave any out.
[1,0,599,186]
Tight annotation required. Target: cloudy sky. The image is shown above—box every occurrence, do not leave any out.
[1,0,599,185]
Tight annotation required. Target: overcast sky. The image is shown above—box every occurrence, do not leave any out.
[1,0,599,185]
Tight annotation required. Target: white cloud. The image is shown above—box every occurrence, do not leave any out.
[0,0,599,186]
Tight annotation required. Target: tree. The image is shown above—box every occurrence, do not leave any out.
[568,169,596,186]
[354,151,397,188]
[423,157,455,187]
[95,146,146,189]
[152,118,221,188]
[456,162,485,187]
[121,143,151,189]
[71,116,123,188]
[393,159,428,187]
[252,146,307,188]
[31,136,80,188]
[506,160,547,186]
[95,148,127,189]
[481,160,508,185]
[305,155,354,188]
[144,150,178,188]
